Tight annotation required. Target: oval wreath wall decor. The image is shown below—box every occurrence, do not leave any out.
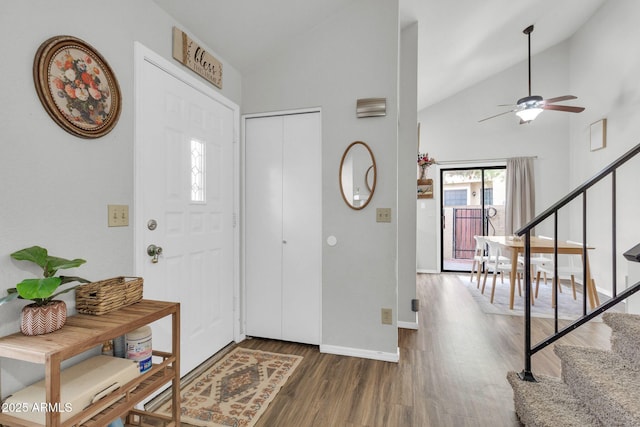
[33,35,121,138]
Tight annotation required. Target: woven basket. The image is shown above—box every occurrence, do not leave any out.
[75,276,143,315]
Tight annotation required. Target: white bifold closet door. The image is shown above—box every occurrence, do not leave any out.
[245,111,321,345]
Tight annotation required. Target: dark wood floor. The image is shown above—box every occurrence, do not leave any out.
[237,273,612,427]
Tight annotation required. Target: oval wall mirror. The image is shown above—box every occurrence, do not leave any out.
[339,141,377,210]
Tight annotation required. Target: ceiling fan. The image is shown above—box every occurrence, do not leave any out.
[479,25,585,124]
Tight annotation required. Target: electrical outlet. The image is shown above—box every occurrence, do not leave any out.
[108,204,129,227]
[376,208,391,223]
[381,308,393,325]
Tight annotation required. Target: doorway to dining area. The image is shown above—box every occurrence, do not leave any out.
[440,166,506,272]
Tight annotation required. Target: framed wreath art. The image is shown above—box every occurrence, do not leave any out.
[33,35,121,138]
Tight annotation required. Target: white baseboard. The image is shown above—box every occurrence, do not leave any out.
[568,279,612,300]
[595,285,611,298]
[320,344,400,363]
[398,321,418,330]
[398,312,418,330]
[417,269,438,274]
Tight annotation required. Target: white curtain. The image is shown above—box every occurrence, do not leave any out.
[505,157,535,235]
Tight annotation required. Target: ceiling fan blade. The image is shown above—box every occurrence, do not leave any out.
[478,109,515,123]
[543,104,585,113]
[544,95,577,104]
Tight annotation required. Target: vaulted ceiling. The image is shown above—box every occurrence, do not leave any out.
[153,0,607,110]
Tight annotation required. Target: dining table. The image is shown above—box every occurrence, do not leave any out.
[483,235,599,310]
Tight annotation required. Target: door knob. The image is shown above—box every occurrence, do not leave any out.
[147,244,163,263]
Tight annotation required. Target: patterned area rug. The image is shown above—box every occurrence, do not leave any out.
[158,347,302,427]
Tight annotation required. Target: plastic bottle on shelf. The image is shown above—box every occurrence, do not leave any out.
[126,326,152,373]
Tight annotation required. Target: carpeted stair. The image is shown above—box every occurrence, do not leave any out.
[507,312,640,426]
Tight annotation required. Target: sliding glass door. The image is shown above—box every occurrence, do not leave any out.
[440,166,506,272]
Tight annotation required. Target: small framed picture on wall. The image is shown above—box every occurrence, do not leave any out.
[590,118,607,151]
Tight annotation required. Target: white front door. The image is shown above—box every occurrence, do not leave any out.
[134,44,238,376]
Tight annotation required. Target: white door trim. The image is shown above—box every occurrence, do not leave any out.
[241,108,322,343]
[133,42,242,343]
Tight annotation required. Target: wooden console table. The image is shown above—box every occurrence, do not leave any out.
[0,299,180,426]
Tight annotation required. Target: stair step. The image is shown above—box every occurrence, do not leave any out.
[506,371,600,427]
[603,312,640,335]
[555,345,640,426]
[603,312,640,368]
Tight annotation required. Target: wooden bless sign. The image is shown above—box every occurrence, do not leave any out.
[172,27,223,89]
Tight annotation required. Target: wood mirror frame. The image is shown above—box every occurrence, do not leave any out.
[339,141,377,210]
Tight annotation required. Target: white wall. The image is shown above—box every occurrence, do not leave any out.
[243,0,401,358]
[398,22,419,326]
[0,0,241,397]
[417,42,573,271]
[568,0,640,297]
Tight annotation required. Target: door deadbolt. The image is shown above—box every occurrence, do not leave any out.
[147,244,163,263]
[147,219,158,230]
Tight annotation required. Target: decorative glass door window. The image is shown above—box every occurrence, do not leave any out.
[190,139,205,202]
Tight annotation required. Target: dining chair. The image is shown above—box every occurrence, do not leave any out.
[534,240,585,301]
[470,235,489,286]
[482,239,528,305]
[518,235,553,282]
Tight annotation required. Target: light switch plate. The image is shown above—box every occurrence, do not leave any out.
[376,208,391,223]
[108,205,129,227]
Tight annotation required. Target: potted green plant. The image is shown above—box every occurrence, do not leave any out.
[0,246,89,335]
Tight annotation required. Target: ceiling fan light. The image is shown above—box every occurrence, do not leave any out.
[516,107,543,122]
